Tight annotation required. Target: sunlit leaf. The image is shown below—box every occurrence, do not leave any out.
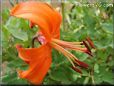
[4,17,28,41]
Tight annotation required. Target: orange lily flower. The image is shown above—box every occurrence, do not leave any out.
[10,1,95,84]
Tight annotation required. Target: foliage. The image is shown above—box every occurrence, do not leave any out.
[1,0,114,85]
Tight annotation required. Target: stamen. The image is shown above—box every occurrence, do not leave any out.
[52,39,83,45]
[71,66,82,74]
[65,46,88,53]
[86,37,95,48]
[61,44,83,48]
[52,39,94,57]
[51,41,89,73]
[86,51,93,57]
[52,39,89,53]
[51,42,78,67]
[74,59,89,69]
[83,41,91,53]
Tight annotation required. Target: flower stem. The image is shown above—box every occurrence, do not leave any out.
[9,0,14,7]
[90,68,95,85]
[61,0,65,30]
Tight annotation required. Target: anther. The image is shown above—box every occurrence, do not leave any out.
[71,66,82,74]
[74,59,89,69]
[83,41,91,53]
[86,37,95,48]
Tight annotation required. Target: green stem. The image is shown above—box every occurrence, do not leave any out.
[16,0,18,4]
[90,68,95,85]
[61,0,65,30]
[9,0,14,7]
[83,76,90,84]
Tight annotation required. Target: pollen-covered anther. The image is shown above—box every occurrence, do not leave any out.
[82,40,93,57]
[86,37,95,49]
[85,50,93,57]
[71,66,82,74]
[74,59,89,69]
[52,39,89,52]
[83,41,91,53]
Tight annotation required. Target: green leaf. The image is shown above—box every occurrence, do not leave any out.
[101,23,113,33]
[83,77,90,84]
[4,17,28,41]
[1,25,11,47]
[97,66,114,84]
[101,70,114,84]
[49,65,74,84]
[94,63,99,73]
[2,72,28,84]
[94,73,103,84]
[2,8,10,23]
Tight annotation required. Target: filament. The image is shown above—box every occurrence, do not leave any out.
[51,42,79,65]
[51,42,77,67]
[52,39,88,53]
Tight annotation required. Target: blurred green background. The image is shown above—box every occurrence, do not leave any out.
[1,0,114,85]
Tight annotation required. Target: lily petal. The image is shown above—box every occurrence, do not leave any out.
[16,44,30,64]
[10,1,62,41]
[16,44,52,84]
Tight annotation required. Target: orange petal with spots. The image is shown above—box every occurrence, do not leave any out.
[16,44,52,84]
